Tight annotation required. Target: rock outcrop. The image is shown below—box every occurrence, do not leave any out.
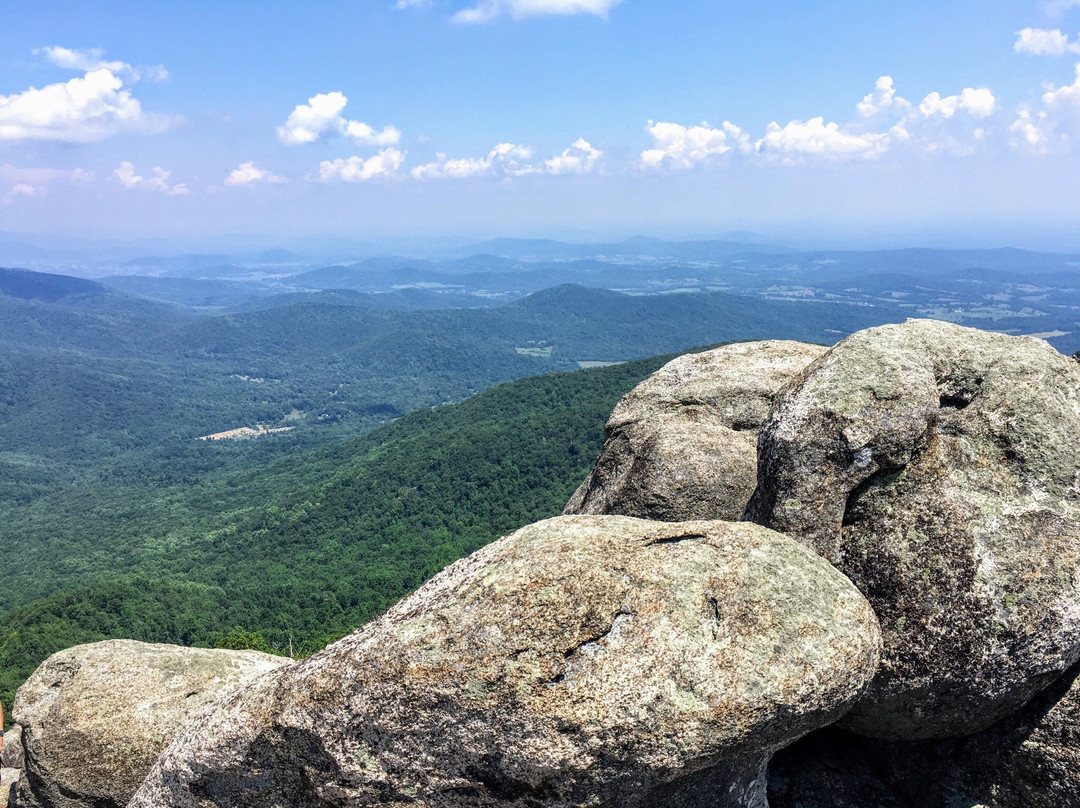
[131,515,880,808]
[12,640,289,808]
[746,319,1080,740]
[565,341,826,521]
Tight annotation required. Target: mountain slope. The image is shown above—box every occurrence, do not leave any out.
[0,354,677,706]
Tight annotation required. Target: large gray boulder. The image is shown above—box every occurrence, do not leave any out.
[746,319,1080,740]
[131,515,881,808]
[12,640,289,808]
[565,341,826,521]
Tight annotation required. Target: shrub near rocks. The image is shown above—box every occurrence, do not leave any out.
[131,516,880,808]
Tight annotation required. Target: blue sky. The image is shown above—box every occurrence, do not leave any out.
[3,0,1080,246]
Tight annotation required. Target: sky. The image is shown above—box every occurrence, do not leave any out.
[3,0,1080,247]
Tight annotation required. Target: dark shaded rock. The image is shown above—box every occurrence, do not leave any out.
[767,727,904,808]
[769,662,1080,808]
[747,319,1080,739]
[131,515,880,808]
[12,640,288,808]
[565,341,826,521]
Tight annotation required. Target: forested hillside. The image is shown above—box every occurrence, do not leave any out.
[0,268,911,709]
[0,355,674,707]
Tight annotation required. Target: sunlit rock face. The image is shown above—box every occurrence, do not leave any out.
[11,640,288,808]
[747,319,1080,740]
[565,340,827,522]
[130,515,880,808]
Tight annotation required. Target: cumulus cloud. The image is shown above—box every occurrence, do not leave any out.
[918,88,996,119]
[0,67,175,142]
[453,0,621,24]
[0,47,176,142]
[640,121,750,169]
[113,162,190,195]
[856,76,912,118]
[644,76,1000,168]
[1015,27,1080,55]
[35,46,170,82]
[314,148,406,182]
[1004,63,1080,152]
[544,138,603,174]
[756,118,902,163]
[411,142,535,179]
[277,91,400,147]
[224,161,286,186]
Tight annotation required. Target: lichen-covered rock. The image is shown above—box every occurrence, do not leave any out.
[131,515,881,808]
[746,319,1080,740]
[12,640,289,808]
[565,341,826,521]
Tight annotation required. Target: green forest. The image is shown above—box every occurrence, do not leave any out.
[0,354,676,707]
[0,268,913,712]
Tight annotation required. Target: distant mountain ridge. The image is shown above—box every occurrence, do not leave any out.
[0,267,107,302]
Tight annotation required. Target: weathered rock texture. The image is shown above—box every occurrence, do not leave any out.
[565,341,827,522]
[12,640,289,808]
[769,660,1080,807]
[131,515,880,808]
[2,725,24,771]
[746,319,1080,740]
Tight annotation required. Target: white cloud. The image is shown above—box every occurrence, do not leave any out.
[544,138,603,174]
[1043,62,1080,109]
[411,142,535,179]
[35,46,169,83]
[1009,63,1080,152]
[277,91,400,146]
[648,75,1001,167]
[394,0,431,7]
[0,65,176,142]
[640,121,750,169]
[224,161,286,187]
[314,148,406,182]
[856,76,912,118]
[919,88,996,119]
[113,162,190,195]
[756,117,901,163]
[453,0,621,23]
[1010,105,1052,151]
[1014,28,1080,56]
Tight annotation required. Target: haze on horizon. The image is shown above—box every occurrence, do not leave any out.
[3,0,1080,249]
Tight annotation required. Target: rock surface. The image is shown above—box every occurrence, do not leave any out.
[769,661,1080,808]
[2,726,24,771]
[746,319,1080,740]
[565,341,826,522]
[13,640,289,808]
[131,515,880,808]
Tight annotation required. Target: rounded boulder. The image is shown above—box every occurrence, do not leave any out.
[12,639,289,808]
[131,515,880,808]
[565,341,827,521]
[747,319,1080,739]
